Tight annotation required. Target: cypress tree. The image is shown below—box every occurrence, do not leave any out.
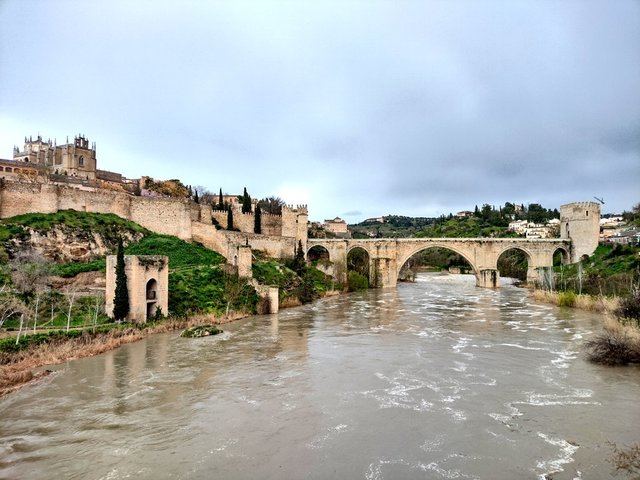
[113,238,129,321]
[218,188,224,210]
[227,204,234,230]
[194,190,199,204]
[474,205,480,217]
[254,204,262,234]
[242,187,252,213]
[292,240,306,275]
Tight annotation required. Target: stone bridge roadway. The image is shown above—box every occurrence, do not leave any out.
[306,237,571,288]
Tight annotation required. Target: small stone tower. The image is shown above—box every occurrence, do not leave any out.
[106,255,169,322]
[560,202,601,263]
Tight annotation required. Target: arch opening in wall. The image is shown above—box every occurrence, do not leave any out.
[398,246,474,282]
[347,246,370,290]
[496,247,531,282]
[307,245,330,264]
[553,247,570,266]
[146,278,158,320]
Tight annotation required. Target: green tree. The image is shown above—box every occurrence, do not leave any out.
[113,238,129,321]
[242,187,252,213]
[474,205,480,217]
[292,240,306,275]
[218,188,224,210]
[194,190,199,204]
[227,205,234,230]
[254,204,262,234]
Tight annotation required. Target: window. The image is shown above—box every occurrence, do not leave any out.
[78,156,84,166]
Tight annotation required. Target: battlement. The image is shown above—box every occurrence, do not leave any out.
[560,201,600,210]
[285,204,308,213]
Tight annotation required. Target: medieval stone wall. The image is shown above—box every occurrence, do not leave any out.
[0,180,307,264]
[221,230,296,259]
[261,212,281,236]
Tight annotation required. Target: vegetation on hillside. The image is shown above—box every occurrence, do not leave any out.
[253,257,336,305]
[0,211,256,333]
[350,202,558,239]
[143,177,190,198]
[553,244,639,297]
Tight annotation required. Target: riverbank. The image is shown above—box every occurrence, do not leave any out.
[0,287,345,397]
[0,312,249,397]
[530,289,619,313]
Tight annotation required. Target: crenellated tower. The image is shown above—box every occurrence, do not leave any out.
[560,202,601,262]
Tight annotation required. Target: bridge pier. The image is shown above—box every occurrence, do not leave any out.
[476,269,499,289]
[371,257,397,288]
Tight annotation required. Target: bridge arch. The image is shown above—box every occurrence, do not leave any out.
[347,246,371,281]
[496,246,532,282]
[397,244,479,282]
[553,246,570,265]
[307,244,331,263]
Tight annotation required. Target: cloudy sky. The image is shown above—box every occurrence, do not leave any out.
[1,1,638,221]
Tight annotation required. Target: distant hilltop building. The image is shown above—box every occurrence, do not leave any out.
[3,134,129,188]
[323,217,350,238]
[455,210,474,218]
[13,134,97,179]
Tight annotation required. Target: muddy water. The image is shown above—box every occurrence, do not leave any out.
[1,273,639,479]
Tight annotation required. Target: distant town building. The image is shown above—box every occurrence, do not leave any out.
[607,228,640,246]
[455,210,474,218]
[509,218,560,238]
[322,217,351,238]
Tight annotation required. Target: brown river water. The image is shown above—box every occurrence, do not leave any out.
[1,273,639,479]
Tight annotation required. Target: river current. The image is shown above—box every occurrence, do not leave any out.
[1,273,639,479]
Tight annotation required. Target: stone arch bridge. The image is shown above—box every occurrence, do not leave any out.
[307,238,572,289]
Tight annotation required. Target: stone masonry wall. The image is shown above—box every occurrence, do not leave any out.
[0,181,305,262]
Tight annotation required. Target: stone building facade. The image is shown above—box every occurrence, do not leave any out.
[560,202,601,262]
[105,255,169,322]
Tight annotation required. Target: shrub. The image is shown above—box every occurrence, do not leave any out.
[584,329,640,365]
[348,271,369,292]
[180,325,222,338]
[617,288,640,324]
[557,291,577,307]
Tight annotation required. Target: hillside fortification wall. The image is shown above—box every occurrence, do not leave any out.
[0,181,305,262]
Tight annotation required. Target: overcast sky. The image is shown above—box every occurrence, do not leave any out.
[1,1,638,221]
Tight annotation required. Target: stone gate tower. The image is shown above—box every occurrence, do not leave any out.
[560,202,601,263]
[106,255,169,322]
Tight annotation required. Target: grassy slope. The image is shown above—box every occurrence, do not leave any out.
[553,244,640,296]
[253,259,336,301]
[0,210,255,323]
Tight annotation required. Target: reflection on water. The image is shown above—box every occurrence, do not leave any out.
[1,273,639,480]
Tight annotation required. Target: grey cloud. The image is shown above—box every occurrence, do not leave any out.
[0,0,638,222]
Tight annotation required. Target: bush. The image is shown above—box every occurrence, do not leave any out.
[557,291,577,307]
[180,325,222,338]
[584,329,640,365]
[348,271,369,292]
[617,289,640,324]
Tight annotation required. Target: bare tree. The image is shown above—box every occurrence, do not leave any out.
[63,285,78,332]
[9,252,51,333]
[0,293,29,330]
[9,252,51,297]
[92,293,104,333]
[258,196,286,215]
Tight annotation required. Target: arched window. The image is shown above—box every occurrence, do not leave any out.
[78,156,84,166]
